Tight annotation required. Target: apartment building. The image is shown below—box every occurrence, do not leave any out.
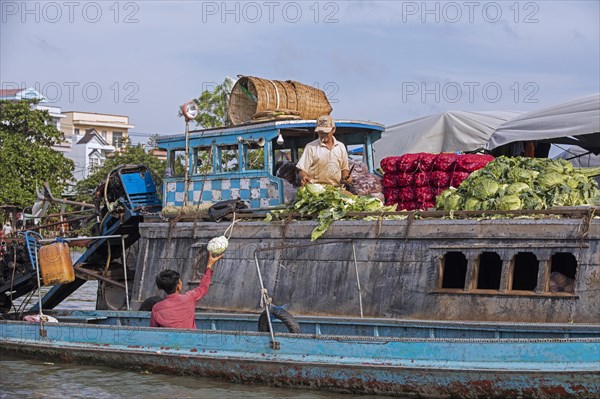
[60,111,133,151]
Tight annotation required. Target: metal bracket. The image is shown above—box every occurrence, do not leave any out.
[39,328,47,337]
[270,340,280,350]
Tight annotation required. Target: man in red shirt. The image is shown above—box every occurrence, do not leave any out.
[150,252,223,329]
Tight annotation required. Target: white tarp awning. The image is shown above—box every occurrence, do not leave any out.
[487,93,600,152]
[374,110,522,165]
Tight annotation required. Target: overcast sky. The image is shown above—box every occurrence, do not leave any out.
[1,1,599,144]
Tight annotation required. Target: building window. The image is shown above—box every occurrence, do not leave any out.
[74,128,80,134]
[476,252,502,290]
[89,157,100,173]
[440,252,468,289]
[113,132,123,149]
[511,252,539,291]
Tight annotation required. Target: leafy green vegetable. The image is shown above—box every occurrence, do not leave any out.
[435,156,600,211]
[497,194,521,210]
[468,178,499,200]
[464,197,482,211]
[266,184,397,240]
[506,168,538,184]
[506,182,531,196]
[537,172,566,190]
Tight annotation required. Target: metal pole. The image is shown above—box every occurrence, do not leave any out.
[254,250,278,348]
[33,238,47,336]
[184,120,190,206]
[121,236,130,310]
[352,241,364,318]
[39,235,123,244]
[34,245,43,316]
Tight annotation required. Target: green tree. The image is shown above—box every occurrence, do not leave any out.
[73,145,166,203]
[148,133,160,148]
[0,100,74,207]
[190,84,228,128]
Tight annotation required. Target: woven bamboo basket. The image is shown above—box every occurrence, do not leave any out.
[228,76,332,125]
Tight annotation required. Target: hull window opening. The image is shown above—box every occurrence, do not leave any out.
[550,253,577,293]
[512,252,539,291]
[441,252,468,289]
[477,252,502,290]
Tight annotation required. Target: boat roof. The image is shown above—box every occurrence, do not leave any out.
[157,119,384,145]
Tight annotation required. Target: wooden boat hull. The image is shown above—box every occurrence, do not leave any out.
[133,217,600,324]
[1,311,599,398]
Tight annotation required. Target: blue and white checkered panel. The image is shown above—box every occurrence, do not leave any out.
[165,181,185,206]
[165,177,282,208]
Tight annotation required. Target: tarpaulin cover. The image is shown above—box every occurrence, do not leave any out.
[375,110,522,165]
[487,94,600,153]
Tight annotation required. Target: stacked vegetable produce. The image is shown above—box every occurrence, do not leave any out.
[265,183,397,240]
[436,156,600,211]
[381,153,495,210]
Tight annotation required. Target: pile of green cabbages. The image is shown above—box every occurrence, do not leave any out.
[436,156,600,211]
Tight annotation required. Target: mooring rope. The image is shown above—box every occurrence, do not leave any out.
[223,212,238,239]
[259,288,273,308]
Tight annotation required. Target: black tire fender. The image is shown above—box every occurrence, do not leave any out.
[258,306,301,334]
[138,295,162,311]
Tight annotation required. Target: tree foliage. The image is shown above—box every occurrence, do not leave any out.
[148,133,160,148]
[73,145,166,203]
[191,84,228,128]
[0,100,74,208]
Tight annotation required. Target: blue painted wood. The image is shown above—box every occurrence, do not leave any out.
[1,310,598,397]
[158,120,383,209]
[157,120,384,148]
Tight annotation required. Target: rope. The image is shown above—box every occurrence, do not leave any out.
[259,287,273,308]
[223,212,238,239]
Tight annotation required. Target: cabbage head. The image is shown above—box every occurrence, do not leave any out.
[468,178,500,200]
[483,160,510,179]
[544,158,574,175]
[565,174,588,190]
[481,199,496,210]
[506,168,538,184]
[436,188,454,209]
[506,182,531,196]
[547,191,570,207]
[464,197,482,211]
[442,193,463,211]
[520,192,545,210]
[497,195,522,210]
[536,172,566,190]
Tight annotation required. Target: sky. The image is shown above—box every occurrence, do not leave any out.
[1,0,599,145]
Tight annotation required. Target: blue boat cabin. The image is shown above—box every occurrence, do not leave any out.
[156,120,384,208]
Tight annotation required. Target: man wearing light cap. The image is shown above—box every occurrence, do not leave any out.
[296,115,352,187]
